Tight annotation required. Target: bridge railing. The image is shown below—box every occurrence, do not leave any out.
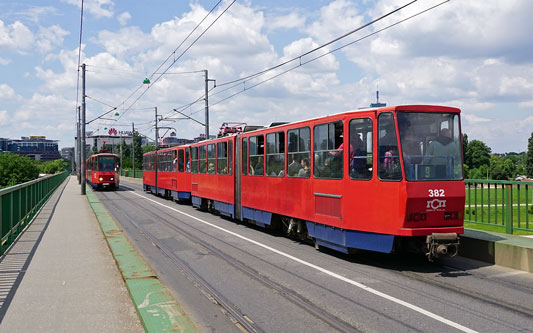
[465,179,533,234]
[0,171,68,255]
[120,169,143,179]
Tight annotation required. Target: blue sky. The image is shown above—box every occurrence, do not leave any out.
[1,0,532,153]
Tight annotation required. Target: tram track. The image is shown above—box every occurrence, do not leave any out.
[100,183,533,332]
[99,189,361,333]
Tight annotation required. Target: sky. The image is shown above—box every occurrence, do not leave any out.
[0,0,532,153]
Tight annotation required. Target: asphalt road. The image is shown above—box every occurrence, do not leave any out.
[95,179,533,333]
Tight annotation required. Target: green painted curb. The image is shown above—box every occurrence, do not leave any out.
[86,187,197,332]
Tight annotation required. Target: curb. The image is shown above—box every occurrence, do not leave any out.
[459,229,533,272]
[85,187,197,332]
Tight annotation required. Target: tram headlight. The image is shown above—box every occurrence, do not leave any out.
[99,177,103,181]
[110,177,114,181]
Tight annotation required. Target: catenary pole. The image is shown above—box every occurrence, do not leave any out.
[77,105,81,184]
[132,122,135,177]
[204,70,209,139]
[81,63,86,195]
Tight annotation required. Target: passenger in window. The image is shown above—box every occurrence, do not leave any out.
[314,154,327,177]
[250,156,264,176]
[288,155,302,176]
[350,136,366,174]
[208,162,215,174]
[298,158,310,178]
[423,128,457,166]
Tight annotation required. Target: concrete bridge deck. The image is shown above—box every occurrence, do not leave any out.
[0,175,531,331]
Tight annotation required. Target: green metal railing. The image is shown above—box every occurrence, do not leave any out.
[120,169,143,179]
[465,179,533,234]
[0,172,68,255]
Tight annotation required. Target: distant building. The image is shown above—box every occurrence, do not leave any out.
[0,138,8,152]
[61,147,75,160]
[2,136,61,161]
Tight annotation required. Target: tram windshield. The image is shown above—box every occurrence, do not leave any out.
[397,112,463,181]
[98,156,117,171]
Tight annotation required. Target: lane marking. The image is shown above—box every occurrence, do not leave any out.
[131,191,477,333]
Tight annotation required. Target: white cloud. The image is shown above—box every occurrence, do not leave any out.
[0,110,8,123]
[61,0,114,18]
[265,12,306,31]
[305,0,364,44]
[0,83,21,101]
[117,12,131,26]
[0,19,34,52]
[0,57,11,65]
[462,113,491,124]
[94,27,153,58]
[36,25,70,53]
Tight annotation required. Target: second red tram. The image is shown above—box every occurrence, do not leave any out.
[86,153,120,190]
[143,105,465,260]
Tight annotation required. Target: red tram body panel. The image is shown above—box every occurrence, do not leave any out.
[142,151,156,191]
[143,146,192,200]
[190,136,235,217]
[86,153,120,190]
[144,105,465,259]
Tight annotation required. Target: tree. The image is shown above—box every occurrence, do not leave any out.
[38,159,68,174]
[527,132,533,177]
[133,131,144,170]
[490,155,515,180]
[0,153,40,188]
[467,139,491,169]
[462,133,470,167]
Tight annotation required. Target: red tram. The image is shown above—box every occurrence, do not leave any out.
[86,153,120,190]
[142,146,192,201]
[144,105,465,260]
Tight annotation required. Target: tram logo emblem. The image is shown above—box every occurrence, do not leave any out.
[426,199,446,211]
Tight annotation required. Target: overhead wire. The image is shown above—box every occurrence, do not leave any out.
[75,0,84,117]
[214,0,417,88]
[204,0,450,110]
[116,0,232,120]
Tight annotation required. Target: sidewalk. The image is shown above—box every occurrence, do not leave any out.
[0,176,143,332]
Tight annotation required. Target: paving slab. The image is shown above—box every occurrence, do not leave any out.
[0,176,143,332]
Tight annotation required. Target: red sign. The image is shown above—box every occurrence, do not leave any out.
[108,128,118,136]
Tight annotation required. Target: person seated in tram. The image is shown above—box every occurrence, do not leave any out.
[298,158,310,178]
[350,136,367,176]
[288,155,302,176]
[208,162,215,174]
[250,156,264,176]
[423,128,456,166]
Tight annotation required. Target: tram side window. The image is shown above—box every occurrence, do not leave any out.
[171,150,177,172]
[185,148,190,172]
[199,145,207,174]
[178,149,184,172]
[266,132,285,177]
[378,112,402,181]
[217,142,227,175]
[349,118,373,180]
[228,142,233,175]
[191,147,198,173]
[287,127,310,178]
[242,138,248,175]
[313,122,343,179]
[249,135,264,176]
[207,144,216,174]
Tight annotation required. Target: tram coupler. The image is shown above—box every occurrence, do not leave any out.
[426,233,459,261]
